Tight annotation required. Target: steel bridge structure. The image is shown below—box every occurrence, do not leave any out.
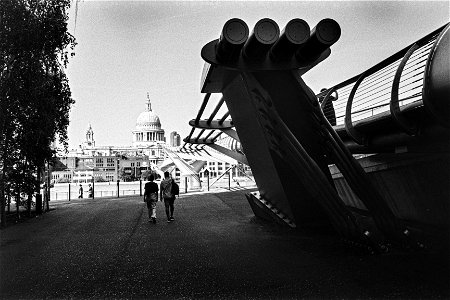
[180,18,449,253]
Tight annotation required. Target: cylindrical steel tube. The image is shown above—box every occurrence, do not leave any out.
[215,18,249,62]
[242,18,280,61]
[270,19,310,61]
[296,18,341,61]
[423,24,450,127]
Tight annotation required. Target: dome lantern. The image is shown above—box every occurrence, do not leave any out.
[146,92,152,112]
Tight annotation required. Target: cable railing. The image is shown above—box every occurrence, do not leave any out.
[320,25,445,127]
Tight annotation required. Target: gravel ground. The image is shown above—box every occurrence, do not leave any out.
[1,189,449,299]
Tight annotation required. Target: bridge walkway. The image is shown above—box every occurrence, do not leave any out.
[1,190,449,299]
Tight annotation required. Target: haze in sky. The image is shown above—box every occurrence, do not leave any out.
[65,0,449,150]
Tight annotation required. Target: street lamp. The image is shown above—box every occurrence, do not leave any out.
[204,169,210,191]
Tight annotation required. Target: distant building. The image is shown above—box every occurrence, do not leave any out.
[53,94,169,183]
[170,131,181,147]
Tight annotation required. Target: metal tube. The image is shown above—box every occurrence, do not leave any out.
[296,18,341,61]
[195,93,211,125]
[243,18,280,61]
[270,18,310,61]
[203,130,215,142]
[216,18,249,62]
[219,112,230,124]
[195,129,206,143]
[207,97,225,124]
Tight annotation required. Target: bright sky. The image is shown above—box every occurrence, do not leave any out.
[65,0,449,149]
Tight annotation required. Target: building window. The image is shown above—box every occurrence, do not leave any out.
[106,158,115,167]
[131,163,135,167]
[137,162,140,167]
[96,158,103,167]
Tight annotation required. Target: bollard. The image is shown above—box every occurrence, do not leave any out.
[68,183,71,201]
[140,179,142,196]
[207,173,210,191]
[117,180,120,198]
[92,180,95,199]
[228,170,231,190]
[185,177,188,194]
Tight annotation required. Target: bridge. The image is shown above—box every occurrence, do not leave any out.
[175,18,449,253]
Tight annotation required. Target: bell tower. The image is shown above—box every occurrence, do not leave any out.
[84,123,95,148]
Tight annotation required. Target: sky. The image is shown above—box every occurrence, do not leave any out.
[65,0,449,149]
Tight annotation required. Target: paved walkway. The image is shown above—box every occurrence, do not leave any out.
[1,189,449,299]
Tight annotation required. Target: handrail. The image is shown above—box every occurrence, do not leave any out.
[390,43,420,135]
[318,23,446,132]
[345,72,368,145]
[317,24,446,98]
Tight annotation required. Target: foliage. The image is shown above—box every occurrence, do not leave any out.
[0,0,76,225]
[119,168,132,182]
[94,177,107,183]
[142,169,160,180]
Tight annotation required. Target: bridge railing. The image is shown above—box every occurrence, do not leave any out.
[319,25,445,127]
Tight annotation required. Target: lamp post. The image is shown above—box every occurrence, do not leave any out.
[204,169,210,191]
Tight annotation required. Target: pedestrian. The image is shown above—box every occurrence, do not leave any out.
[160,171,176,223]
[88,184,93,198]
[78,184,83,199]
[318,88,337,126]
[144,174,159,223]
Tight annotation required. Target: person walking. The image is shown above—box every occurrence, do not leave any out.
[144,174,159,223]
[160,171,176,223]
[88,184,93,198]
[318,88,337,126]
[78,184,83,199]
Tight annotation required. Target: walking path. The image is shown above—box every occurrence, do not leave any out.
[1,189,449,299]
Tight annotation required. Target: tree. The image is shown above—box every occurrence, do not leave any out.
[0,0,76,226]
[119,168,132,182]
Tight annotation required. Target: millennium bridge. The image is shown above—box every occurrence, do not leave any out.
[174,18,449,253]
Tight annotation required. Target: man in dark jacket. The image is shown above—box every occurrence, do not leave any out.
[160,171,175,223]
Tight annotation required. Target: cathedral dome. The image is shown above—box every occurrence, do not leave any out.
[136,110,161,130]
[132,93,165,146]
[135,94,161,131]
